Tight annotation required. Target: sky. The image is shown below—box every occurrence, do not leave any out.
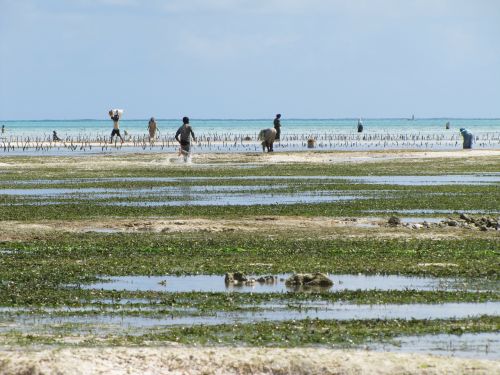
[1,0,499,120]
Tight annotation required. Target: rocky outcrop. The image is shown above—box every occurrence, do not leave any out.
[224,272,248,284]
[225,273,277,286]
[388,216,401,226]
[386,214,499,231]
[285,273,333,287]
[256,275,277,283]
[442,215,499,231]
[445,219,458,227]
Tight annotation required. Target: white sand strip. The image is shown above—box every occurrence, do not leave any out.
[0,347,499,375]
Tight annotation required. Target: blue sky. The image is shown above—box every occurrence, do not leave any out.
[1,0,499,119]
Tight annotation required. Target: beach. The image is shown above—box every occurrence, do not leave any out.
[1,347,499,375]
[3,0,500,372]
[0,149,498,374]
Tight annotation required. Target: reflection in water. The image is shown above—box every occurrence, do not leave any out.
[82,274,499,293]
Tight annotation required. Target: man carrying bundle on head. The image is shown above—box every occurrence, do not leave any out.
[109,109,124,143]
[175,116,196,162]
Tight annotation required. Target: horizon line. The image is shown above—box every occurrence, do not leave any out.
[2,117,500,122]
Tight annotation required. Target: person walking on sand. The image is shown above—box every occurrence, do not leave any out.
[109,109,124,143]
[148,117,158,142]
[273,114,282,141]
[175,116,196,162]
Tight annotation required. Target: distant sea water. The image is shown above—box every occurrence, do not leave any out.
[0,118,499,154]
[2,118,500,138]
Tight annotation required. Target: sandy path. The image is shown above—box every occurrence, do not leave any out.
[0,347,498,375]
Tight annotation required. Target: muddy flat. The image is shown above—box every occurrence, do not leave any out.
[0,150,498,374]
[2,216,497,242]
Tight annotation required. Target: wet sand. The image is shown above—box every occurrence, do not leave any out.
[1,150,498,374]
[2,216,495,242]
[1,347,499,375]
[0,149,499,170]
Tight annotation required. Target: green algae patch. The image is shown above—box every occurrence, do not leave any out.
[1,316,497,348]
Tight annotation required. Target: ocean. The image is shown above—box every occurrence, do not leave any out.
[1,118,499,154]
[1,118,500,138]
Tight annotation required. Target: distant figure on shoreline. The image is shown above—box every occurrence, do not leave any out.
[52,130,61,142]
[1,125,4,134]
[148,117,158,142]
[258,128,277,152]
[357,119,364,133]
[109,109,124,143]
[175,116,196,162]
[460,128,473,149]
[273,114,281,141]
[445,121,450,130]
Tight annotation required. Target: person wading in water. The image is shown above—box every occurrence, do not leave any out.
[148,117,158,143]
[175,116,196,162]
[109,109,124,143]
[258,128,277,152]
[273,114,282,142]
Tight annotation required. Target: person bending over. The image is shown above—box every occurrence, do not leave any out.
[258,128,277,152]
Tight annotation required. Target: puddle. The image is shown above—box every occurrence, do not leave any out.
[0,305,164,313]
[0,185,287,197]
[2,297,498,359]
[0,188,113,196]
[368,332,499,360]
[228,302,500,322]
[102,193,364,207]
[85,228,122,233]
[3,173,499,186]
[1,193,367,207]
[0,184,371,207]
[5,302,499,329]
[399,217,446,224]
[0,249,17,254]
[81,274,499,293]
[92,298,156,305]
[349,174,500,186]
